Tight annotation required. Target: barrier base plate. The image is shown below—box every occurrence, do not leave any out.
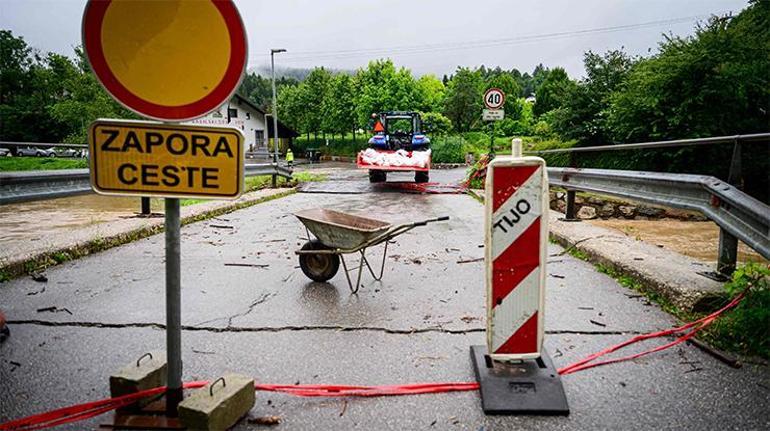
[100,396,184,430]
[470,346,569,415]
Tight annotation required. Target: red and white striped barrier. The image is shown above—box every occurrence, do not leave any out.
[484,154,548,361]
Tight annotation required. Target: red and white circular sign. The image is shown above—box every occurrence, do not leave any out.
[82,0,248,121]
[484,88,506,110]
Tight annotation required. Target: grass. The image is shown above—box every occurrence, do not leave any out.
[568,243,770,359]
[0,157,88,171]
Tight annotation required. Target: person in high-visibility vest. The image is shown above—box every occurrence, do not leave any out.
[286,148,294,167]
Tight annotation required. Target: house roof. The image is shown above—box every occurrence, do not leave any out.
[232,93,298,137]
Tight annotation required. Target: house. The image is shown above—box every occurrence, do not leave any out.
[187,93,297,156]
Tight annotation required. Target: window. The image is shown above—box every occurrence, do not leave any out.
[255,130,264,144]
[246,112,251,120]
[228,108,238,119]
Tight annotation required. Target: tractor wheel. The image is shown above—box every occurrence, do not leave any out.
[369,170,386,183]
[415,171,429,183]
[299,240,340,282]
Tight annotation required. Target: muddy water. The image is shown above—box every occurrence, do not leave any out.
[0,193,163,242]
[590,219,766,264]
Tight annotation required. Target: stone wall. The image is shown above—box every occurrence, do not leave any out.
[549,191,708,221]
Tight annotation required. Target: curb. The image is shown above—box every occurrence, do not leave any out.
[0,188,296,282]
[547,210,725,312]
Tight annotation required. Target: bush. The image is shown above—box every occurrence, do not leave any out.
[421,112,452,135]
[708,263,770,358]
[431,136,466,163]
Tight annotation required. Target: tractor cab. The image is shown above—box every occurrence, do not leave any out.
[368,111,430,152]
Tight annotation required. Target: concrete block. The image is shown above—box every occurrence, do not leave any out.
[109,351,167,410]
[179,373,255,431]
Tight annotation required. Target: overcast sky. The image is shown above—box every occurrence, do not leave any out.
[1,0,749,78]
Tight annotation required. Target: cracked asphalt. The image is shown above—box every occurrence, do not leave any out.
[1,167,768,430]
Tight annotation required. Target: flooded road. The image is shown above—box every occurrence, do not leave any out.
[590,219,766,264]
[0,194,159,242]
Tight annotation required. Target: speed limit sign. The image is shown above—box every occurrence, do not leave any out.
[484,88,505,110]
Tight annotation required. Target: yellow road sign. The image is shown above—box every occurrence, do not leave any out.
[89,120,244,199]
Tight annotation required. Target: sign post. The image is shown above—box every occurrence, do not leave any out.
[471,139,569,415]
[483,88,506,157]
[82,0,248,424]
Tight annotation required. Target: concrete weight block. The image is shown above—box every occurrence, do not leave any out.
[109,351,167,410]
[179,373,255,431]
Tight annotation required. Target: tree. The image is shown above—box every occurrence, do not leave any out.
[353,59,419,125]
[322,73,356,138]
[49,47,137,143]
[302,67,332,137]
[607,4,770,142]
[415,74,445,113]
[532,67,572,117]
[420,111,452,135]
[443,67,484,132]
[550,50,635,145]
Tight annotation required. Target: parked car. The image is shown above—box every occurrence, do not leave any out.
[56,148,84,158]
[0,148,11,157]
[16,146,55,157]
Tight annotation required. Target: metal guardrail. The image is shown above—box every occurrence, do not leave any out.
[0,141,88,149]
[536,133,770,277]
[547,168,770,261]
[527,132,770,154]
[0,163,293,206]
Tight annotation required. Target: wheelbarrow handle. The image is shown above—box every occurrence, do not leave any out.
[413,216,450,227]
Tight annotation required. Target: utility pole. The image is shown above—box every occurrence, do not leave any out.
[270,48,286,164]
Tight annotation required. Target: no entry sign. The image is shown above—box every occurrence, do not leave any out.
[82,0,248,121]
[89,119,244,199]
[484,155,548,361]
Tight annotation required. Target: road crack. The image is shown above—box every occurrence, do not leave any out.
[8,320,648,336]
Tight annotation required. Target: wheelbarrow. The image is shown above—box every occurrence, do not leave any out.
[294,208,449,292]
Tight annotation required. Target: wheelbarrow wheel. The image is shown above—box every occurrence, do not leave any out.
[299,240,340,282]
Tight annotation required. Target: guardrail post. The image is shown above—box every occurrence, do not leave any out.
[564,190,579,221]
[141,197,151,215]
[716,140,743,277]
[271,174,277,188]
[717,229,738,276]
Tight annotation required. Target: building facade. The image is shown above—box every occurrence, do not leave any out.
[187,94,296,154]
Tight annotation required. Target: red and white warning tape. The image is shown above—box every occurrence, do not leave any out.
[0,291,748,430]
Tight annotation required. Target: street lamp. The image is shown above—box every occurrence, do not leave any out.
[270,48,287,163]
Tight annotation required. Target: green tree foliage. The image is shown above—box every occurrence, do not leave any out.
[550,50,635,145]
[607,4,770,142]
[415,74,445,113]
[420,111,452,135]
[322,73,356,135]
[443,67,484,132]
[1,31,79,142]
[532,67,573,117]
[237,72,298,112]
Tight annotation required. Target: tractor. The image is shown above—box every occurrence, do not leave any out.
[357,111,431,183]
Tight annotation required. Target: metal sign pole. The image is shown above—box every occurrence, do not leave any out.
[165,198,183,415]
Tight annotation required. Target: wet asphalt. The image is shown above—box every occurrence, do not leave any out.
[0,166,768,430]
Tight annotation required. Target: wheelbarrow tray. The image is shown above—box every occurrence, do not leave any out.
[294,208,392,250]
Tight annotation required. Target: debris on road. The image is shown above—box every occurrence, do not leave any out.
[209,224,234,229]
[549,273,566,279]
[589,319,607,327]
[688,338,742,368]
[577,306,594,310]
[36,306,72,315]
[224,263,270,268]
[456,257,483,264]
[247,415,282,426]
[30,273,48,283]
